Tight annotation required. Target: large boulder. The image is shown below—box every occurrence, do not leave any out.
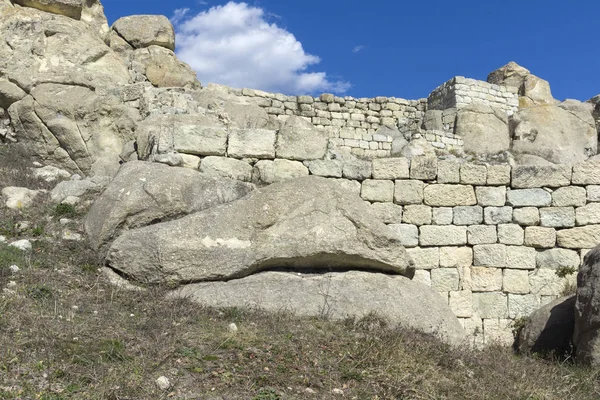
[517,296,575,357]
[487,62,555,106]
[574,244,600,365]
[172,271,466,346]
[454,104,510,155]
[106,176,415,284]
[85,161,254,252]
[131,46,200,89]
[511,101,597,165]
[275,116,328,161]
[112,15,175,51]
[487,61,531,88]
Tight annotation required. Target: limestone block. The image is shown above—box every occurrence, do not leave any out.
[304,160,343,178]
[423,184,476,207]
[483,318,514,346]
[403,205,432,226]
[487,165,511,186]
[508,294,541,318]
[440,247,473,268]
[484,206,513,224]
[539,207,575,228]
[576,203,600,226]
[530,268,576,296]
[449,290,473,318]
[476,186,506,207]
[507,189,551,207]
[200,156,253,181]
[342,159,372,180]
[506,246,537,270]
[460,164,487,185]
[524,227,556,248]
[410,156,437,180]
[587,185,600,202]
[572,161,600,185]
[370,202,403,224]
[180,154,200,170]
[556,225,600,249]
[253,159,309,184]
[473,292,508,318]
[437,160,461,183]
[497,224,524,245]
[419,226,467,246]
[511,165,572,188]
[361,180,394,202]
[536,248,580,270]
[460,317,484,346]
[431,268,460,292]
[372,157,410,180]
[503,269,530,294]
[512,207,540,226]
[412,270,431,287]
[394,180,424,205]
[471,267,503,292]
[406,247,439,270]
[432,207,453,225]
[473,244,506,268]
[467,225,497,245]
[552,186,586,207]
[453,206,483,225]
[388,224,419,247]
[228,129,276,159]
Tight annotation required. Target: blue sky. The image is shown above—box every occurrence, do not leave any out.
[102,0,599,101]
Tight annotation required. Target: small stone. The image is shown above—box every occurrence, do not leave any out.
[9,265,19,273]
[332,388,344,395]
[0,235,6,243]
[9,239,32,252]
[156,376,170,390]
[228,323,238,332]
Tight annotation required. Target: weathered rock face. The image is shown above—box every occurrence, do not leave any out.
[487,62,555,106]
[574,245,600,365]
[112,15,175,51]
[106,176,415,283]
[131,46,200,89]
[85,161,254,252]
[454,104,510,155]
[487,61,531,88]
[275,116,328,161]
[172,271,466,346]
[517,296,575,357]
[511,101,597,165]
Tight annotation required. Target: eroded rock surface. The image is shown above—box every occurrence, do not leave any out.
[574,245,600,365]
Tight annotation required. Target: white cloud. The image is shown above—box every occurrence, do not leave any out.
[352,45,365,53]
[171,8,190,25]
[173,2,350,94]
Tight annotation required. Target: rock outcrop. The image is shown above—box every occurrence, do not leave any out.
[454,104,510,155]
[574,245,600,365]
[112,15,175,51]
[487,62,556,106]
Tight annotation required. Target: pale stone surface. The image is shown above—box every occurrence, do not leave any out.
[507,189,551,207]
[334,179,361,196]
[304,160,343,178]
[455,104,509,155]
[394,180,424,205]
[473,244,506,268]
[361,180,394,203]
[439,247,473,268]
[587,185,600,202]
[503,269,530,294]
[412,270,431,287]
[483,318,514,346]
[419,226,467,246]
[372,157,410,180]
[253,159,309,184]
[112,15,175,51]
[467,225,497,245]
[572,161,600,185]
[487,165,511,186]
[342,159,372,180]
[449,290,473,318]
[476,186,506,207]
[574,245,600,364]
[524,227,556,248]
[403,205,432,226]
[406,247,439,270]
[508,294,540,318]
[576,203,600,226]
[506,246,537,270]
[460,164,487,185]
[432,207,453,225]
[484,206,513,224]
[200,156,253,182]
[370,202,403,224]
[276,116,328,160]
[473,292,508,318]
[410,156,437,180]
[530,268,575,296]
[536,248,580,269]
[437,160,461,183]
[431,268,460,292]
[556,225,600,249]
[511,165,572,189]
[423,185,476,207]
[228,129,276,159]
[497,224,524,245]
[552,187,586,207]
[132,46,200,88]
[512,207,540,226]
[471,267,503,292]
[2,187,43,210]
[388,224,419,247]
[453,206,483,225]
[180,154,200,170]
[460,317,484,347]
[539,207,575,228]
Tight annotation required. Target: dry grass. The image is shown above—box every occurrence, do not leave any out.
[2,143,600,399]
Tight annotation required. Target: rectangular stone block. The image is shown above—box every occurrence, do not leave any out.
[453,206,483,225]
[508,294,541,318]
[406,247,439,270]
[512,207,540,226]
[483,318,513,346]
[471,267,503,292]
[487,165,511,186]
[304,160,343,178]
[437,160,460,183]
[552,186,586,207]
[370,202,403,224]
[372,157,410,180]
[572,160,600,185]
[410,156,437,181]
[412,270,431,286]
[476,186,506,206]
[361,180,394,202]
[467,225,497,245]
[394,180,424,205]
[460,164,487,185]
[511,165,572,188]
[506,246,537,270]
[388,224,419,247]
[587,185,600,202]
[472,292,508,318]
[342,159,372,180]
[439,246,473,268]
[473,244,506,268]
[419,226,467,246]
[431,268,460,292]
[556,225,600,249]
[449,290,473,318]
[575,203,600,226]
[524,227,556,248]
[403,205,432,226]
[174,125,228,156]
[484,206,513,224]
[503,269,529,294]
[539,207,575,228]
[536,248,580,269]
[507,189,551,207]
[228,128,276,159]
[432,207,453,225]
[423,184,476,206]
[530,268,576,296]
[497,224,524,245]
